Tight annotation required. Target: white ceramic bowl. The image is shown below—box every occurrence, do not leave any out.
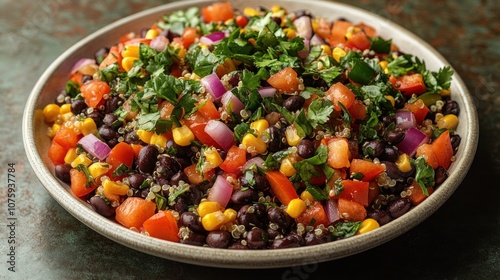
[23,0,479,268]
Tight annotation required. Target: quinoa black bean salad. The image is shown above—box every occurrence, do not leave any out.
[43,2,461,249]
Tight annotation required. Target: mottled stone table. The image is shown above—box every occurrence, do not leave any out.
[1,0,498,279]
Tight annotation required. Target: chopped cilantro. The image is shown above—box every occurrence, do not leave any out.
[413,156,435,195]
[331,221,362,238]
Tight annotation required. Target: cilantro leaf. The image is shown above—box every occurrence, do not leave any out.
[332,221,362,238]
[186,44,220,77]
[307,99,334,128]
[413,156,435,195]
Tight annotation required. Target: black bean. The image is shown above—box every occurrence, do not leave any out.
[124,131,141,144]
[89,196,115,217]
[140,187,150,198]
[267,228,280,240]
[304,228,332,246]
[94,47,109,64]
[442,100,460,116]
[98,125,118,140]
[81,75,93,85]
[128,174,147,189]
[227,71,241,87]
[269,234,303,249]
[387,198,411,219]
[240,173,270,192]
[246,228,269,249]
[237,204,265,230]
[170,171,188,186]
[296,139,315,159]
[381,115,395,126]
[231,188,258,205]
[180,212,205,233]
[154,155,181,183]
[206,230,231,248]
[267,207,292,229]
[450,134,461,152]
[228,241,248,250]
[103,113,120,128]
[86,110,104,127]
[362,140,385,158]
[367,209,392,225]
[283,95,305,111]
[54,164,72,184]
[137,145,159,174]
[383,161,402,180]
[385,128,405,144]
[165,139,193,157]
[188,184,202,206]
[394,95,406,109]
[380,146,399,162]
[265,111,282,126]
[71,99,88,115]
[267,126,286,153]
[434,166,448,186]
[271,16,282,26]
[104,96,123,114]
[180,232,206,246]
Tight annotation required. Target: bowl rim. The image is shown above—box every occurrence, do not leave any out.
[22,0,479,269]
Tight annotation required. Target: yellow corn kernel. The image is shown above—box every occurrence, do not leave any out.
[300,190,315,203]
[172,125,195,146]
[64,148,78,164]
[270,5,281,13]
[136,129,154,144]
[250,119,269,135]
[437,114,459,130]
[121,45,139,58]
[204,148,223,167]
[283,28,296,39]
[121,56,138,72]
[88,162,110,179]
[439,89,451,97]
[395,153,412,173]
[385,95,395,107]
[280,156,297,177]
[48,123,61,138]
[311,18,319,33]
[356,218,380,235]
[197,201,222,218]
[150,133,168,149]
[332,47,347,63]
[285,125,302,146]
[102,178,129,196]
[171,42,186,61]
[216,58,237,77]
[59,103,72,115]
[223,208,237,223]
[202,210,228,231]
[242,133,267,154]
[243,7,260,17]
[70,154,92,168]
[43,104,60,123]
[320,44,332,56]
[144,28,160,40]
[80,118,97,136]
[60,112,74,123]
[344,26,361,40]
[286,198,307,218]
[378,60,388,70]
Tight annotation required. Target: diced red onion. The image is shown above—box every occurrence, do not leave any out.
[243,157,264,171]
[204,120,235,151]
[395,110,417,130]
[325,199,340,224]
[396,127,429,157]
[298,39,310,59]
[293,16,313,40]
[71,58,97,75]
[310,34,325,46]
[149,35,169,52]
[258,87,277,98]
[78,134,111,161]
[201,73,226,100]
[221,90,245,114]
[199,31,226,45]
[207,175,233,208]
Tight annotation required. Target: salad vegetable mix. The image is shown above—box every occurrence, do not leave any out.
[43,2,461,249]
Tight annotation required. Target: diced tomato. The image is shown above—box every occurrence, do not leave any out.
[349,159,385,182]
[267,67,301,93]
[189,123,222,149]
[201,2,234,23]
[325,82,356,111]
[235,15,249,27]
[106,142,135,179]
[265,171,299,205]
[99,45,121,70]
[197,98,221,120]
[143,210,180,242]
[403,99,429,124]
[159,100,175,120]
[431,130,454,169]
[48,141,68,165]
[405,181,434,206]
[416,143,439,169]
[337,180,370,206]
[169,64,182,78]
[181,27,200,49]
[115,197,157,229]
[368,181,380,205]
[70,168,97,198]
[390,73,427,96]
[346,31,371,51]
[80,80,111,108]
[356,23,377,38]
[348,99,367,120]
[315,18,332,41]
[329,20,353,47]
[296,201,329,227]
[123,38,151,47]
[130,144,143,159]
[53,125,81,149]
[337,198,367,222]
[219,145,246,174]
[327,137,351,169]
[70,72,84,87]
[184,164,215,185]
[119,32,136,44]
